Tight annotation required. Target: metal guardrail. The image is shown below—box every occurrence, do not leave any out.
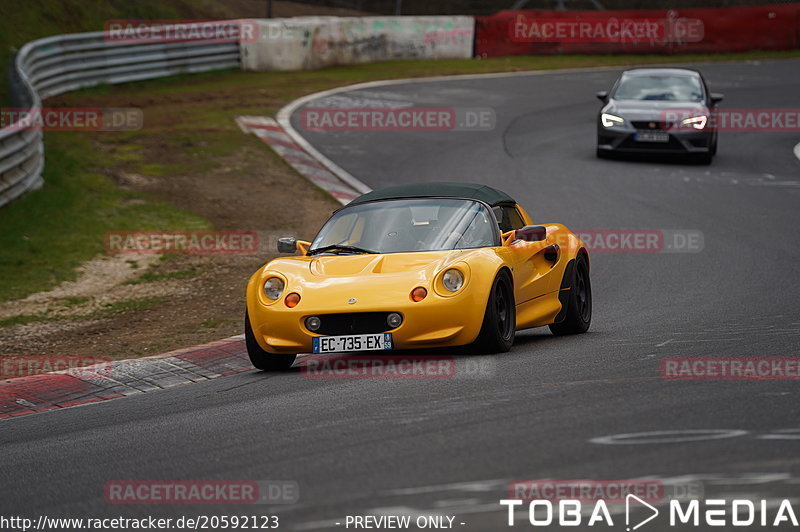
[0,27,240,207]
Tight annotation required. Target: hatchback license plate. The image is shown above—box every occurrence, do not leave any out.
[634,131,669,143]
[312,333,393,353]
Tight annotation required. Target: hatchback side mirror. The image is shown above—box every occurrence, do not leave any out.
[277,237,298,253]
[596,91,609,102]
[515,225,547,242]
[710,93,724,104]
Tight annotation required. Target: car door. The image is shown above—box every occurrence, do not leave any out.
[495,205,558,305]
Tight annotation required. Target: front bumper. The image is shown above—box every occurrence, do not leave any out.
[597,126,714,155]
[247,288,488,355]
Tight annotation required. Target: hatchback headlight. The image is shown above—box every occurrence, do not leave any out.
[601,113,625,128]
[680,115,707,130]
[442,269,464,292]
[264,277,285,300]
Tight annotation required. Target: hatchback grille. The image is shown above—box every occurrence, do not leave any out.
[631,120,673,130]
[314,312,394,335]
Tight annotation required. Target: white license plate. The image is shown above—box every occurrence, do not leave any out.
[312,333,393,353]
[634,131,669,143]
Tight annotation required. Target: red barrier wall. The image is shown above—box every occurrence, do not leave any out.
[475,3,800,57]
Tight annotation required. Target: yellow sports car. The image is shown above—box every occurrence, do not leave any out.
[245,182,591,370]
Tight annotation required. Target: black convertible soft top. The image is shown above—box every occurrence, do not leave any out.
[348,182,516,207]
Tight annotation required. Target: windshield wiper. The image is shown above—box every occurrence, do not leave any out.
[307,244,378,256]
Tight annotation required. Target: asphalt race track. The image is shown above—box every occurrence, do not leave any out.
[3,59,800,530]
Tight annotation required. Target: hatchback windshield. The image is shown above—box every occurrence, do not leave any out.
[310,198,498,254]
[613,74,704,102]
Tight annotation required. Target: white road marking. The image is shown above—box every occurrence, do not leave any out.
[381,480,506,496]
[433,499,481,507]
[757,428,800,440]
[591,429,749,445]
[668,338,742,342]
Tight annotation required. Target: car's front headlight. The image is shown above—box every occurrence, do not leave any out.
[264,277,285,300]
[442,269,464,292]
[601,113,625,128]
[680,115,707,130]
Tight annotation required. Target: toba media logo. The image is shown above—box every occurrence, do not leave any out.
[500,479,798,529]
[499,498,800,529]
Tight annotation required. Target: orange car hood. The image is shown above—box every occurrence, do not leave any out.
[266,250,480,283]
[308,252,458,277]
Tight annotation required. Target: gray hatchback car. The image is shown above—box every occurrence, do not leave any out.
[596,68,723,164]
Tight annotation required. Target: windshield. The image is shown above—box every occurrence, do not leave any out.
[612,74,704,102]
[310,198,499,254]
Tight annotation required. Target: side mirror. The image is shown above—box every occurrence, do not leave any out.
[596,91,609,102]
[514,225,547,242]
[710,93,724,105]
[277,237,297,254]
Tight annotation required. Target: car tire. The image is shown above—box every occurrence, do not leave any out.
[549,254,592,336]
[475,272,515,353]
[596,148,609,159]
[245,311,296,371]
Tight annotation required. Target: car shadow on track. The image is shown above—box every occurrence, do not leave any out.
[244,331,602,377]
[597,151,713,166]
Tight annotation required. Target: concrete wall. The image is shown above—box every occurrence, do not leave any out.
[241,16,475,71]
